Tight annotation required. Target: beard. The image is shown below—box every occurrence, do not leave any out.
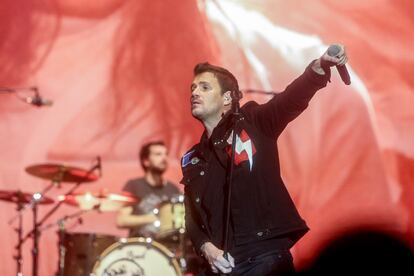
[148,163,167,175]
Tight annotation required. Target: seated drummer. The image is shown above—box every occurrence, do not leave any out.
[117,141,181,237]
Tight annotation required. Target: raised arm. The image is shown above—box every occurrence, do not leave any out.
[244,44,347,138]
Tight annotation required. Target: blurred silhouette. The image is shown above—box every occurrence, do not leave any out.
[296,228,414,275]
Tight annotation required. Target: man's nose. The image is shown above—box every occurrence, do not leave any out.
[191,87,200,97]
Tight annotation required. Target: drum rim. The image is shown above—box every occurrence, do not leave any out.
[157,195,185,206]
[91,237,182,276]
[61,231,119,238]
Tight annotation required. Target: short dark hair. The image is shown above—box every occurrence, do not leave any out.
[193,62,243,100]
[139,141,165,171]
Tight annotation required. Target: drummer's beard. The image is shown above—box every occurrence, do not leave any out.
[149,162,167,175]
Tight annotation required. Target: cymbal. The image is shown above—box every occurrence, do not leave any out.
[0,190,54,205]
[25,163,98,183]
[58,191,138,212]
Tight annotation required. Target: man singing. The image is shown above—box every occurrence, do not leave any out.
[180,45,348,275]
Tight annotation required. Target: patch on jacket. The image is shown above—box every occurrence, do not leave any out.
[181,149,196,168]
[226,129,257,171]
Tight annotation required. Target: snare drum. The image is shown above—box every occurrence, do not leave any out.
[156,195,185,240]
[91,237,182,276]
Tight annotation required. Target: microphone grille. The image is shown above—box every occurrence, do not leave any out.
[327,45,341,57]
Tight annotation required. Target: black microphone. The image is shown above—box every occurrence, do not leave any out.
[327,45,351,85]
[26,87,53,107]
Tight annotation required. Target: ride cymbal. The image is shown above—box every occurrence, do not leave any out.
[25,163,98,183]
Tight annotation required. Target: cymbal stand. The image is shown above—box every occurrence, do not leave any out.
[14,197,24,276]
[23,161,101,276]
[28,183,81,276]
[177,228,187,273]
[42,210,87,276]
[35,209,87,276]
[32,198,39,276]
[56,220,65,276]
[8,179,59,226]
[27,180,62,276]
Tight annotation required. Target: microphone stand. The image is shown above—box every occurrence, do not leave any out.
[222,91,242,275]
[0,86,50,107]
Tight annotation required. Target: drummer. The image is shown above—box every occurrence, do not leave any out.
[116,141,181,238]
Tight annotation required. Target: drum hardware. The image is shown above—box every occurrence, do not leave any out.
[152,195,193,273]
[154,194,204,275]
[8,174,63,276]
[56,211,86,276]
[2,161,200,275]
[55,192,196,275]
[58,190,139,212]
[25,163,99,184]
[1,190,54,276]
[14,198,24,276]
[35,209,87,276]
[91,237,182,276]
[1,190,55,206]
[155,195,185,240]
[55,190,139,275]
[21,159,101,276]
[58,231,119,276]
[9,162,100,225]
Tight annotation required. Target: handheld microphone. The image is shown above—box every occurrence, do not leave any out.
[327,45,351,85]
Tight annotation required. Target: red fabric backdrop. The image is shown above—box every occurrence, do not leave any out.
[0,0,413,274]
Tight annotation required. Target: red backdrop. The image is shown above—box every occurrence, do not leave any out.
[1,0,413,274]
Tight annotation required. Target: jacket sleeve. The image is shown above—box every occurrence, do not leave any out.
[184,185,210,256]
[243,60,331,138]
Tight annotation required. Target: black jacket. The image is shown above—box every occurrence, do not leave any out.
[180,62,330,255]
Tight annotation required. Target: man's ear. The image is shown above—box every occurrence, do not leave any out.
[223,91,232,106]
[143,159,150,170]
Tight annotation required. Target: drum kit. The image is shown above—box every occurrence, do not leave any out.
[2,161,198,276]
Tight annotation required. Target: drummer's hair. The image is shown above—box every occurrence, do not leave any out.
[139,141,166,171]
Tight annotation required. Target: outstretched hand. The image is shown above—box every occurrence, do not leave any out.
[312,44,348,75]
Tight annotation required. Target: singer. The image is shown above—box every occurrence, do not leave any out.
[181,44,348,275]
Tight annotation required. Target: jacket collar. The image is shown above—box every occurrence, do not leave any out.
[200,111,234,149]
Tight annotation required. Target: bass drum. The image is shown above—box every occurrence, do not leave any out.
[91,237,182,276]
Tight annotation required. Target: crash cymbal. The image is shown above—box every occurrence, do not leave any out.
[58,191,138,212]
[25,163,98,183]
[0,190,54,205]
